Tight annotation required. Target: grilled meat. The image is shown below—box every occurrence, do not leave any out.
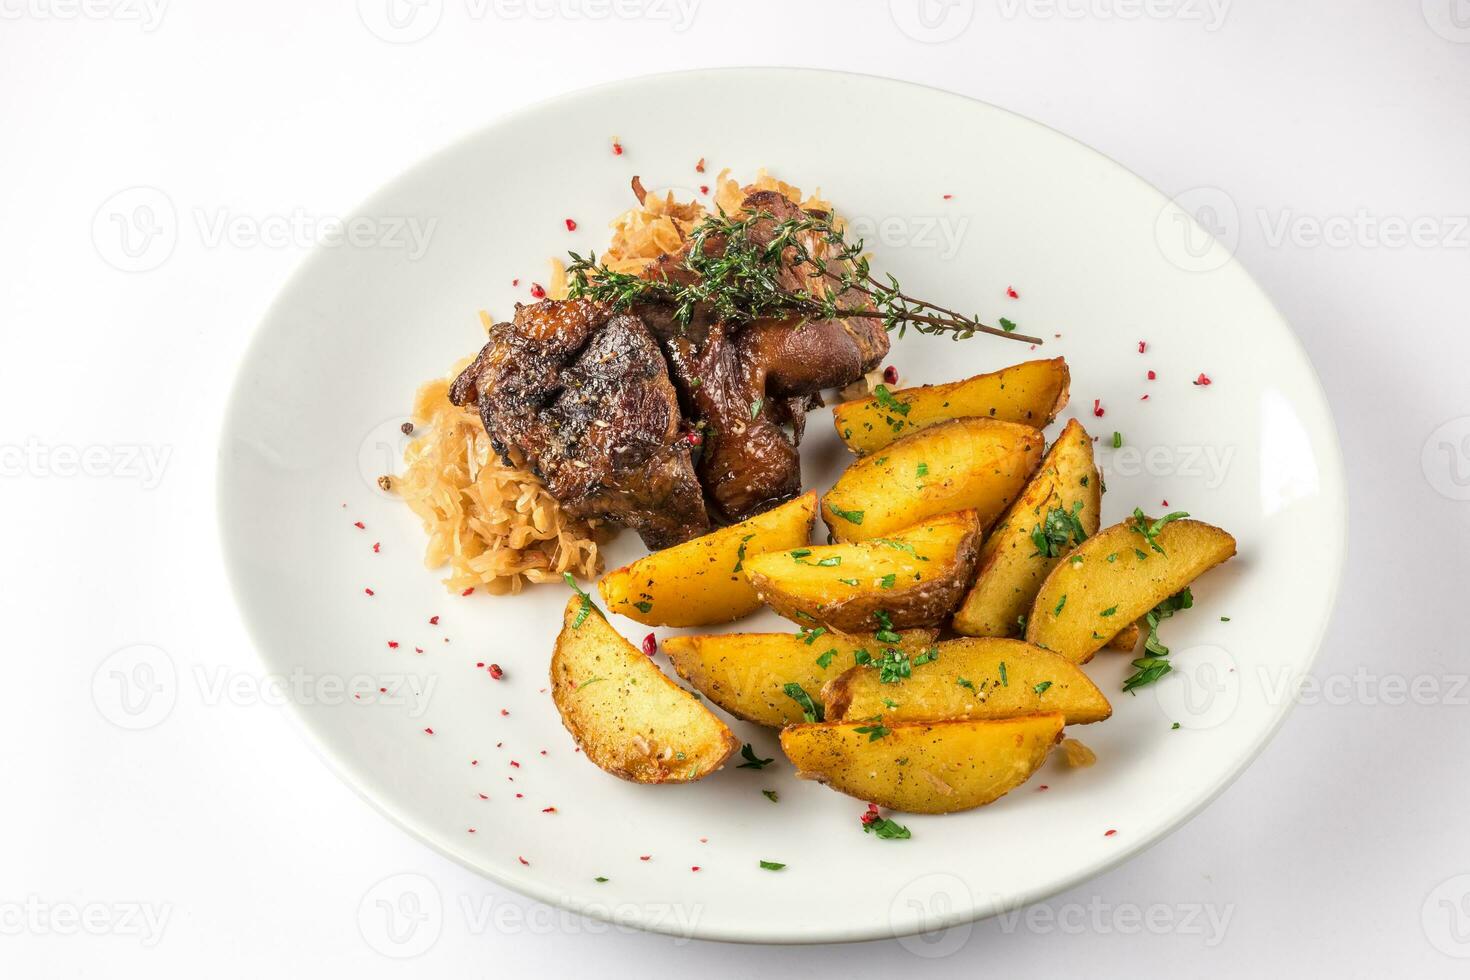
[450,299,709,549]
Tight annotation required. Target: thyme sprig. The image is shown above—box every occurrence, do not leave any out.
[567,208,1043,345]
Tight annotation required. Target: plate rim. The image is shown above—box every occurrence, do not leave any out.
[215,66,1348,945]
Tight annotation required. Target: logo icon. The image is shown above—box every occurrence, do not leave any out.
[1423,874,1470,957]
[1423,0,1470,42]
[358,873,443,958]
[92,644,178,730]
[1154,644,1240,729]
[358,0,443,43]
[1423,417,1470,500]
[1154,186,1239,273]
[889,0,975,42]
[92,187,177,272]
[889,872,974,957]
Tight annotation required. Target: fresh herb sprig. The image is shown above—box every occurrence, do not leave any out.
[1123,588,1195,693]
[567,208,1044,345]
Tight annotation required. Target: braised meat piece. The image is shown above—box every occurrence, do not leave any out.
[450,298,709,549]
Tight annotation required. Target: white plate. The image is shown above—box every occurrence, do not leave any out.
[218,69,1345,945]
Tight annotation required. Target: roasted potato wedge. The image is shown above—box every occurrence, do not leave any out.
[952,419,1100,637]
[833,358,1070,454]
[743,510,983,631]
[1107,623,1141,651]
[550,596,738,783]
[663,629,938,728]
[779,713,1064,814]
[821,419,1043,542]
[599,492,816,627]
[1026,514,1237,663]
[823,637,1111,725]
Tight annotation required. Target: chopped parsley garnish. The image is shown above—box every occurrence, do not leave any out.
[999,317,1018,333]
[1031,500,1088,558]
[762,790,779,803]
[1100,605,1118,617]
[1131,508,1190,556]
[854,722,891,742]
[815,649,837,669]
[1112,431,1123,448]
[1053,594,1068,617]
[1171,722,1181,730]
[863,816,912,840]
[815,556,842,567]
[732,532,756,572]
[1034,681,1053,695]
[999,661,1009,686]
[594,876,609,883]
[916,462,929,478]
[879,573,897,589]
[790,548,812,559]
[577,676,605,689]
[634,601,653,613]
[872,385,911,416]
[759,860,786,870]
[737,744,774,769]
[881,697,899,709]
[873,610,901,644]
[783,682,824,722]
[797,626,827,646]
[750,398,763,419]
[873,538,929,560]
[957,677,976,691]
[1123,588,1195,693]
[838,577,859,586]
[829,504,865,525]
[564,572,595,628]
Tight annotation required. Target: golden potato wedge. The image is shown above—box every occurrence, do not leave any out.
[1026,514,1237,663]
[743,510,983,631]
[779,713,1064,814]
[823,636,1111,725]
[599,492,816,627]
[663,629,938,728]
[550,596,738,783]
[833,358,1070,454]
[952,419,1100,637]
[1107,623,1141,651]
[821,419,1043,542]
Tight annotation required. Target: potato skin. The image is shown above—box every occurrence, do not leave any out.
[550,597,738,783]
[1026,517,1237,663]
[832,358,1070,455]
[952,419,1100,637]
[822,637,1111,725]
[743,510,983,631]
[779,714,1064,814]
[599,492,816,627]
[663,630,937,728]
[822,418,1043,543]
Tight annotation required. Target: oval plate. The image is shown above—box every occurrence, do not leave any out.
[218,69,1345,944]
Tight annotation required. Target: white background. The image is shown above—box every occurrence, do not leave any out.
[4,0,1468,975]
